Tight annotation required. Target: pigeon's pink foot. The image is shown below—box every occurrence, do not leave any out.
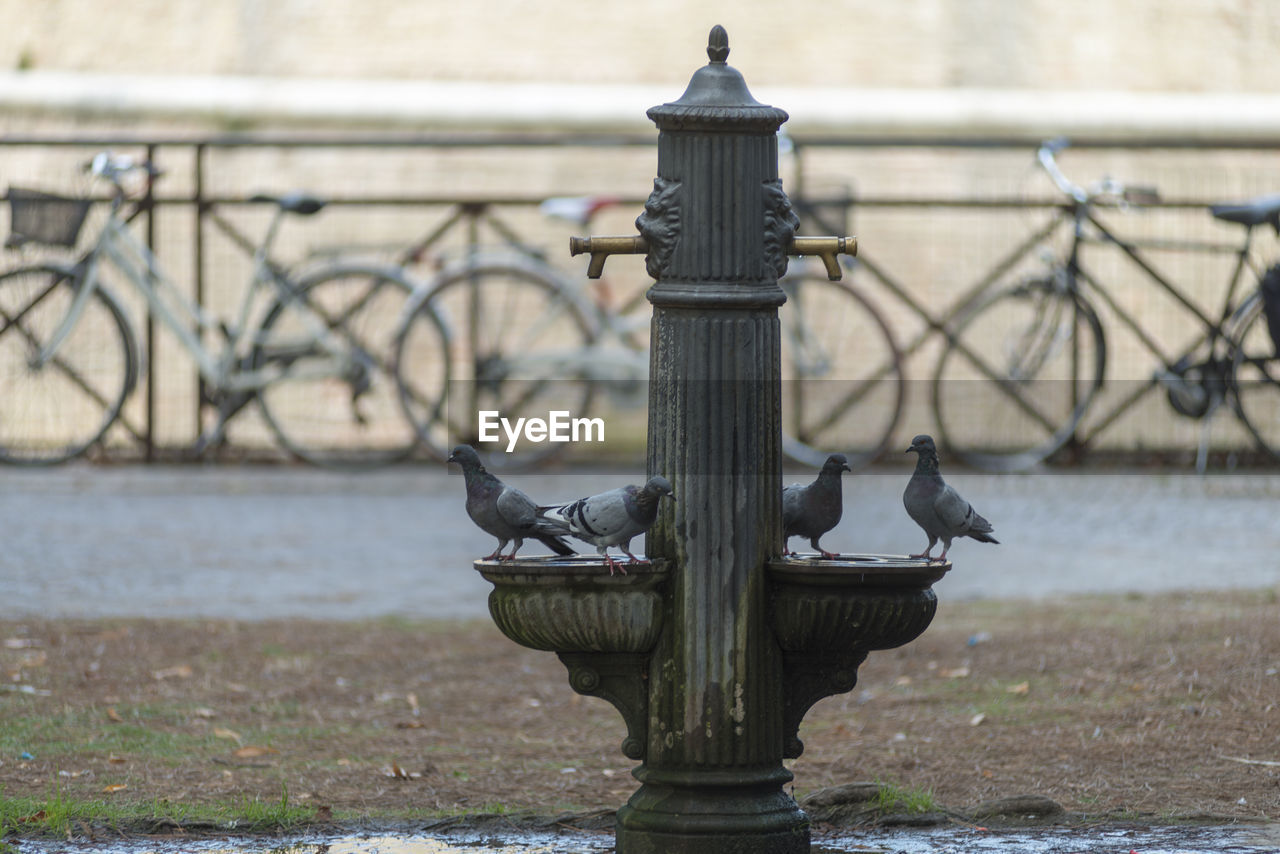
[909,552,934,561]
[483,550,503,561]
[604,555,626,576]
[819,549,839,560]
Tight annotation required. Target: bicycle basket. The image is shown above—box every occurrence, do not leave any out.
[1260,263,1280,357]
[5,187,91,249]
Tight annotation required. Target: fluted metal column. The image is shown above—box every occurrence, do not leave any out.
[616,26,807,854]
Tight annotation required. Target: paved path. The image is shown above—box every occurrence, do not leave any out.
[1,464,1277,621]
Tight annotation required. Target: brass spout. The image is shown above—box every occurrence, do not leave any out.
[569,235,649,278]
[789,236,857,280]
[572,233,856,281]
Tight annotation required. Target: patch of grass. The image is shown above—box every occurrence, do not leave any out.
[0,784,314,838]
[3,710,219,764]
[873,780,938,815]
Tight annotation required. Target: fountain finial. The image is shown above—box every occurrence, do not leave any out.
[707,25,729,63]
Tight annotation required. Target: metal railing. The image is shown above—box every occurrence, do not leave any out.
[2,132,1278,466]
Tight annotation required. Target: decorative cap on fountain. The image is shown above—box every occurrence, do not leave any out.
[647,26,790,132]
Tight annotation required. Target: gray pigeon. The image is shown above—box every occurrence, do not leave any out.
[541,476,675,575]
[903,434,998,562]
[782,453,850,558]
[448,445,575,561]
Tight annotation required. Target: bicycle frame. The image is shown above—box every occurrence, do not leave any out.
[435,251,651,385]
[40,200,360,396]
[1049,197,1264,440]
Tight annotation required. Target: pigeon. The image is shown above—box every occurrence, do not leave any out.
[447,444,575,561]
[541,476,675,575]
[782,453,851,559]
[903,434,998,562]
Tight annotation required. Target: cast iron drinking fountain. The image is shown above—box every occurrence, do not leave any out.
[474,27,949,854]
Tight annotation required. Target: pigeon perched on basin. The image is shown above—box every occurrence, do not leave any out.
[448,444,575,561]
[782,453,850,559]
[903,434,998,563]
[541,476,675,575]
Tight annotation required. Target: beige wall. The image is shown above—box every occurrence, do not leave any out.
[2,0,1279,93]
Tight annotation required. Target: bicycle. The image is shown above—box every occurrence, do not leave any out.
[390,194,904,470]
[0,151,441,467]
[930,138,1280,472]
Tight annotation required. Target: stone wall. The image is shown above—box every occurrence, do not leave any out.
[3,0,1278,93]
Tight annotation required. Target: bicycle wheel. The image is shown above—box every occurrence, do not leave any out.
[252,263,421,468]
[1230,288,1280,461]
[395,258,598,470]
[778,272,905,469]
[0,264,137,464]
[932,276,1106,471]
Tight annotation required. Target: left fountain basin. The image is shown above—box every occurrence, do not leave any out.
[476,556,669,654]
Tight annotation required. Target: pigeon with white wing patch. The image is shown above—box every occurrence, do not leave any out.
[542,476,675,575]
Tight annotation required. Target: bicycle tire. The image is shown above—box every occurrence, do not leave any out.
[1230,287,1280,462]
[778,272,905,469]
[252,262,421,468]
[931,275,1106,472]
[395,257,599,470]
[0,263,138,465]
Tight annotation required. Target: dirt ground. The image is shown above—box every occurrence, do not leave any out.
[2,589,1278,827]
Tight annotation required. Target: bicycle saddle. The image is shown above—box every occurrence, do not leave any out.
[1209,194,1280,230]
[249,192,326,216]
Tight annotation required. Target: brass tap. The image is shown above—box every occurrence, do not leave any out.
[789,236,857,280]
[569,236,649,279]
[570,234,856,280]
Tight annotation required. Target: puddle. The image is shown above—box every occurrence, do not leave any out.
[12,824,1280,854]
[818,823,1280,853]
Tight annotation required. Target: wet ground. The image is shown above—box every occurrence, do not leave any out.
[2,463,1279,621]
[13,822,1280,853]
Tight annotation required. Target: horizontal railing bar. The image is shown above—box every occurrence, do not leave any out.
[0,133,1278,152]
[63,195,1232,212]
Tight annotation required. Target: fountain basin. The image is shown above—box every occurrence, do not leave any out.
[476,555,668,654]
[768,555,947,653]
[767,555,949,759]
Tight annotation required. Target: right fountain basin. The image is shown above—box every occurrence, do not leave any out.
[767,555,950,654]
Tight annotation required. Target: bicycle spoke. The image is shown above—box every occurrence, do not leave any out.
[778,274,904,467]
[0,265,134,465]
[253,265,418,468]
[933,279,1104,470]
[402,261,597,468]
[794,371,897,440]
[8,316,121,414]
[940,333,1062,435]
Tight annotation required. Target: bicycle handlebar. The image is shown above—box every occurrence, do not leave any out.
[84,151,164,190]
[1036,139,1159,208]
[1036,139,1088,203]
